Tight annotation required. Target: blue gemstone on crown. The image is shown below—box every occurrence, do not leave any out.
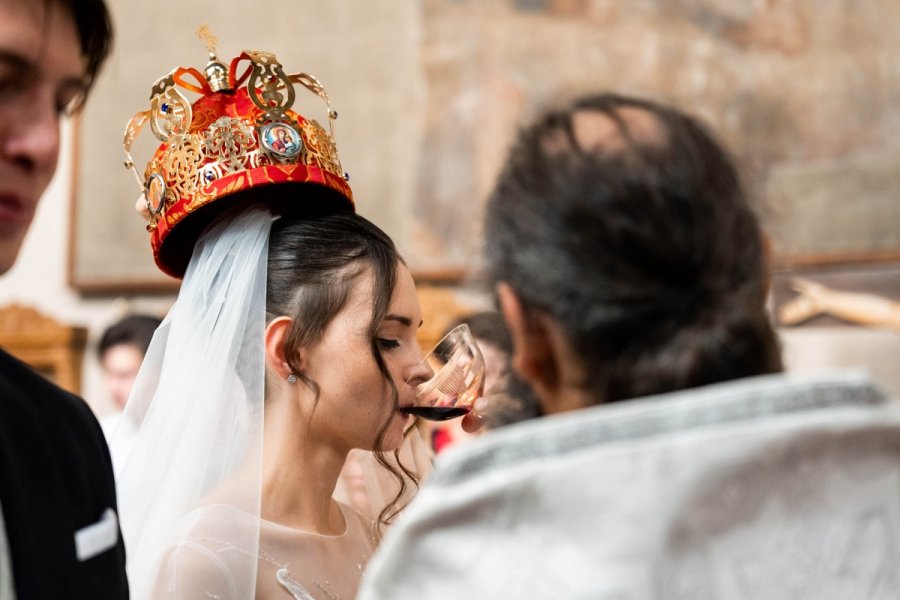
[161,103,170,113]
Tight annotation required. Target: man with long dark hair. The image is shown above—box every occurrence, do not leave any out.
[0,0,128,596]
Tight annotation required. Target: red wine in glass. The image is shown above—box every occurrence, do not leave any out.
[400,405,470,421]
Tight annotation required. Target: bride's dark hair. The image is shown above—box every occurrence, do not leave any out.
[265,210,418,531]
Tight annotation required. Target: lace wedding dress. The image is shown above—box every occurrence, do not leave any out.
[152,502,378,599]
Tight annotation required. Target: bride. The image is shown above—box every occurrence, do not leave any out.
[113,47,432,599]
[136,208,430,599]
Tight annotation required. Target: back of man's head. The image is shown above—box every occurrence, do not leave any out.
[485,93,781,407]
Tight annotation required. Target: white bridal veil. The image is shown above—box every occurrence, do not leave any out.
[115,207,270,598]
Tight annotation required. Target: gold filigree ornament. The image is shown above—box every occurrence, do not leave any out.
[203,116,256,174]
[123,111,149,188]
[300,119,342,176]
[163,133,205,207]
[149,73,194,141]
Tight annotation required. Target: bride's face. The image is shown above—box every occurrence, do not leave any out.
[301,262,425,452]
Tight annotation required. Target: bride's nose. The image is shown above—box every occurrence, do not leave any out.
[405,351,434,388]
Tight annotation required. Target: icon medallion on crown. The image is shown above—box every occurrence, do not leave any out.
[123,26,353,279]
[260,122,302,160]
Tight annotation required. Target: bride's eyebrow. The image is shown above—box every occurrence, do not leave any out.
[383,314,423,328]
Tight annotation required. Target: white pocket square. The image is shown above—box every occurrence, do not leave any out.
[74,508,119,561]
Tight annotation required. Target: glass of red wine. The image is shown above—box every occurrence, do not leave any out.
[402,323,485,421]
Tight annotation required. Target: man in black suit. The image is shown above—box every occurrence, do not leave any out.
[0,0,128,597]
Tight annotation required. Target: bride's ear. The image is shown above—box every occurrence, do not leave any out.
[264,316,298,380]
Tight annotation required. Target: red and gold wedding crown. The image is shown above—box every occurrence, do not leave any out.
[124,32,354,278]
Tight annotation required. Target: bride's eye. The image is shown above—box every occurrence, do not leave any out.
[377,338,400,350]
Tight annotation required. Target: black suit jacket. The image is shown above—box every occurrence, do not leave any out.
[0,349,128,598]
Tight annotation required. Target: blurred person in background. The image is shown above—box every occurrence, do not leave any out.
[97,313,162,471]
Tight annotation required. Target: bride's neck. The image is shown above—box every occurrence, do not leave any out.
[260,399,348,535]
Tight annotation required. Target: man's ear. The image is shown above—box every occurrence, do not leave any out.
[264,316,297,380]
[496,282,559,407]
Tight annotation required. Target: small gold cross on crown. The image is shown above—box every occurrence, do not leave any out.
[196,24,219,59]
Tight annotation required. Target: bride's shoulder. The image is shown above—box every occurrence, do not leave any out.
[177,503,259,540]
[167,504,259,566]
[154,539,238,596]
[152,504,258,598]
